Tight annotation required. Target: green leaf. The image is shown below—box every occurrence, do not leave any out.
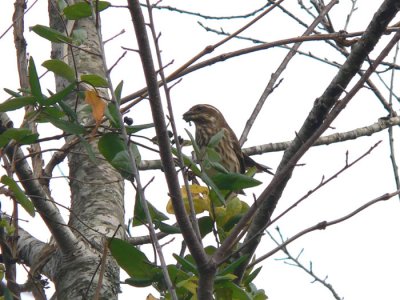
[201,171,226,206]
[0,219,15,235]
[223,213,244,232]
[63,1,111,20]
[185,129,201,158]
[1,175,35,217]
[243,267,262,286]
[0,96,36,112]
[215,273,237,284]
[30,25,72,43]
[104,103,121,128]
[198,216,213,238]
[39,106,65,119]
[155,221,181,234]
[125,123,154,134]
[207,161,229,174]
[39,112,86,135]
[130,143,141,164]
[3,88,21,98]
[217,281,252,300]
[125,277,155,287]
[208,129,225,148]
[42,59,76,82]
[28,57,44,105]
[206,147,222,164]
[171,148,201,177]
[108,238,159,278]
[19,133,39,145]
[58,99,78,121]
[98,133,135,180]
[212,173,262,191]
[0,128,38,148]
[80,74,108,87]
[45,83,76,106]
[133,193,168,226]
[218,255,248,276]
[173,254,198,275]
[167,264,190,283]
[204,245,217,256]
[114,80,123,103]
[3,285,13,300]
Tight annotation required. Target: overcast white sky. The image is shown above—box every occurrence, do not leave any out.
[1,1,400,299]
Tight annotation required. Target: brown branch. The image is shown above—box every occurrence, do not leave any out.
[270,0,397,115]
[120,0,288,106]
[249,189,400,268]
[145,2,203,244]
[212,0,400,271]
[387,43,400,198]
[239,0,339,146]
[237,6,400,280]
[128,0,207,268]
[143,2,272,20]
[120,28,399,106]
[13,0,43,180]
[269,141,382,228]
[267,229,342,300]
[132,115,400,171]
[0,113,78,255]
[244,116,400,155]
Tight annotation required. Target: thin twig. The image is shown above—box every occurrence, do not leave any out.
[106,1,178,298]
[249,188,400,267]
[387,41,400,198]
[143,2,272,20]
[268,141,382,227]
[344,0,358,32]
[268,229,343,300]
[145,1,202,243]
[214,2,400,266]
[0,0,39,40]
[239,0,339,146]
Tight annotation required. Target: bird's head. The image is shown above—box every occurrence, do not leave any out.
[183,104,226,127]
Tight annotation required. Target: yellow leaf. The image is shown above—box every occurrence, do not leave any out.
[213,196,247,227]
[85,89,107,124]
[0,264,4,281]
[167,184,210,214]
[176,276,198,295]
[146,293,159,300]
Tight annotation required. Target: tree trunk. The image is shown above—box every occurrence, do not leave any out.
[45,1,125,298]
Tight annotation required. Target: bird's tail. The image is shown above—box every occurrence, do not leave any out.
[243,154,274,175]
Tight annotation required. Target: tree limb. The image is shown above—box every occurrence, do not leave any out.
[236,0,400,281]
[0,113,78,255]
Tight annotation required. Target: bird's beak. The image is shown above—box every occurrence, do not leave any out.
[182,109,193,122]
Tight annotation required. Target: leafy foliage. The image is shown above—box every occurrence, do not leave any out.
[1,176,35,217]
[42,59,76,82]
[63,1,111,20]
[30,24,72,43]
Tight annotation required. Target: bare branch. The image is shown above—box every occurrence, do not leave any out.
[239,0,339,146]
[214,0,400,270]
[387,41,400,198]
[142,2,272,20]
[268,229,343,300]
[249,189,400,267]
[0,113,78,255]
[127,0,208,273]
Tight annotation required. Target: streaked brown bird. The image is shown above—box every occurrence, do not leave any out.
[183,104,273,176]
